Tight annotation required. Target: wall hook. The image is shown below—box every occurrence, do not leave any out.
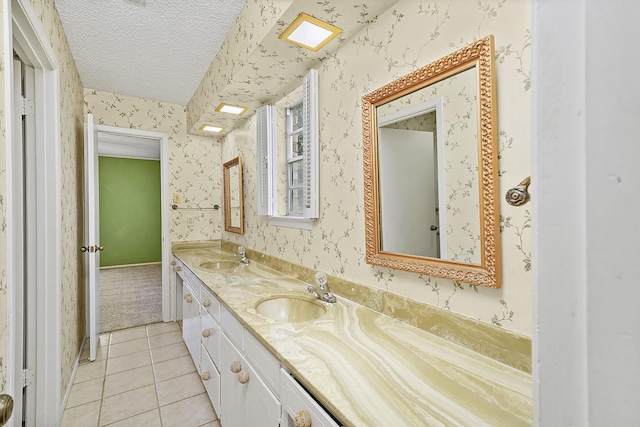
[506,176,531,206]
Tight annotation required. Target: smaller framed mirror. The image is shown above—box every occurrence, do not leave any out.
[223,156,244,234]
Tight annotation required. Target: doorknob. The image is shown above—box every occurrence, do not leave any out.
[430,225,438,231]
[80,245,104,253]
[0,394,14,427]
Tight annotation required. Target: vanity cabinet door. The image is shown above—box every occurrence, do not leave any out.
[245,361,281,427]
[182,281,201,372]
[201,343,221,416]
[221,333,281,427]
[220,333,246,427]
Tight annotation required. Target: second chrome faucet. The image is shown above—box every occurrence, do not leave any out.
[307,271,337,303]
[237,246,250,265]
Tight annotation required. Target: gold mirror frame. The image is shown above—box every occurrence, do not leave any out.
[362,35,501,288]
[223,156,244,234]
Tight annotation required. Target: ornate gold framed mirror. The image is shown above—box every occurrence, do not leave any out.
[223,156,244,234]
[362,35,501,288]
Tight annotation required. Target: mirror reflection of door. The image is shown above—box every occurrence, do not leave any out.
[378,127,440,258]
[229,164,241,228]
[223,156,244,234]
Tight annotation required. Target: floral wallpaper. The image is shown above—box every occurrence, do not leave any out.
[222,0,532,336]
[187,0,294,135]
[0,0,7,396]
[440,68,481,264]
[84,90,222,242]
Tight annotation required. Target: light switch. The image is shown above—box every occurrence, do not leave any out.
[172,193,180,204]
[187,215,195,227]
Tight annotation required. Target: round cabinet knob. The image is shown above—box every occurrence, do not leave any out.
[293,410,312,427]
[175,265,182,271]
[98,246,105,251]
[184,294,192,303]
[202,371,211,381]
[238,371,249,384]
[230,360,241,373]
[80,246,88,253]
[202,329,211,338]
[203,299,211,307]
[170,260,176,266]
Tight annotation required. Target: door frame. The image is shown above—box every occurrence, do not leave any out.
[94,125,172,321]
[4,0,62,424]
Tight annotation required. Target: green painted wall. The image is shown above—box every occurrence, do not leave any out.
[99,156,161,267]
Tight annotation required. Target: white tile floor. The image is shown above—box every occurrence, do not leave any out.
[60,322,220,427]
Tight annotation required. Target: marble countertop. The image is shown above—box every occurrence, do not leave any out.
[173,243,532,427]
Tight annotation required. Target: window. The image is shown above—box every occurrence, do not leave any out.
[286,100,305,215]
[256,69,319,229]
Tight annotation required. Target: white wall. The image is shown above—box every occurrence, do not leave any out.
[533,0,640,424]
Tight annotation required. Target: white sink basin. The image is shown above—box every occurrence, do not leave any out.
[199,261,238,271]
[255,296,326,322]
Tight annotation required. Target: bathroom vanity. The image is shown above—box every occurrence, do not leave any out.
[172,242,532,426]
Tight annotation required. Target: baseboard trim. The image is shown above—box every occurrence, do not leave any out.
[100,261,162,270]
[59,336,87,423]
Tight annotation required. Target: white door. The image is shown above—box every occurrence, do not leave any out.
[83,114,102,361]
[378,128,439,258]
[12,55,37,426]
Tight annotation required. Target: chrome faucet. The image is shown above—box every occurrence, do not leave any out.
[237,246,250,265]
[307,272,337,303]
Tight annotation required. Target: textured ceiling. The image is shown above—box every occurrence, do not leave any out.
[54,0,247,105]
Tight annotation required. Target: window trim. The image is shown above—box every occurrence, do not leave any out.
[268,215,315,230]
[257,69,319,230]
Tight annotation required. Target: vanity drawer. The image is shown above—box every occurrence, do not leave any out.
[201,309,221,369]
[201,343,221,416]
[182,271,200,303]
[244,331,280,395]
[200,285,221,322]
[221,305,243,351]
[280,369,341,427]
[182,279,200,305]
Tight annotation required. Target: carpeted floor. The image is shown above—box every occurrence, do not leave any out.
[100,264,163,333]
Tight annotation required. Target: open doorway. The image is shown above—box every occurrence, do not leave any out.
[92,125,171,334]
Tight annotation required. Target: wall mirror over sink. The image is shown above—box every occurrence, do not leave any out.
[223,156,244,234]
[362,35,501,288]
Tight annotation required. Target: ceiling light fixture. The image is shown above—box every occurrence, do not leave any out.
[279,13,342,52]
[215,103,248,115]
[199,124,224,133]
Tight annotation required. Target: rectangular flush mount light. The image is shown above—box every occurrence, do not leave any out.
[215,103,248,115]
[199,124,224,133]
[279,13,342,52]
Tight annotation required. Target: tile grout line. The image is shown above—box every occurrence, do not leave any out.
[62,324,183,426]
[148,325,166,427]
[96,332,111,427]
[99,328,160,426]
